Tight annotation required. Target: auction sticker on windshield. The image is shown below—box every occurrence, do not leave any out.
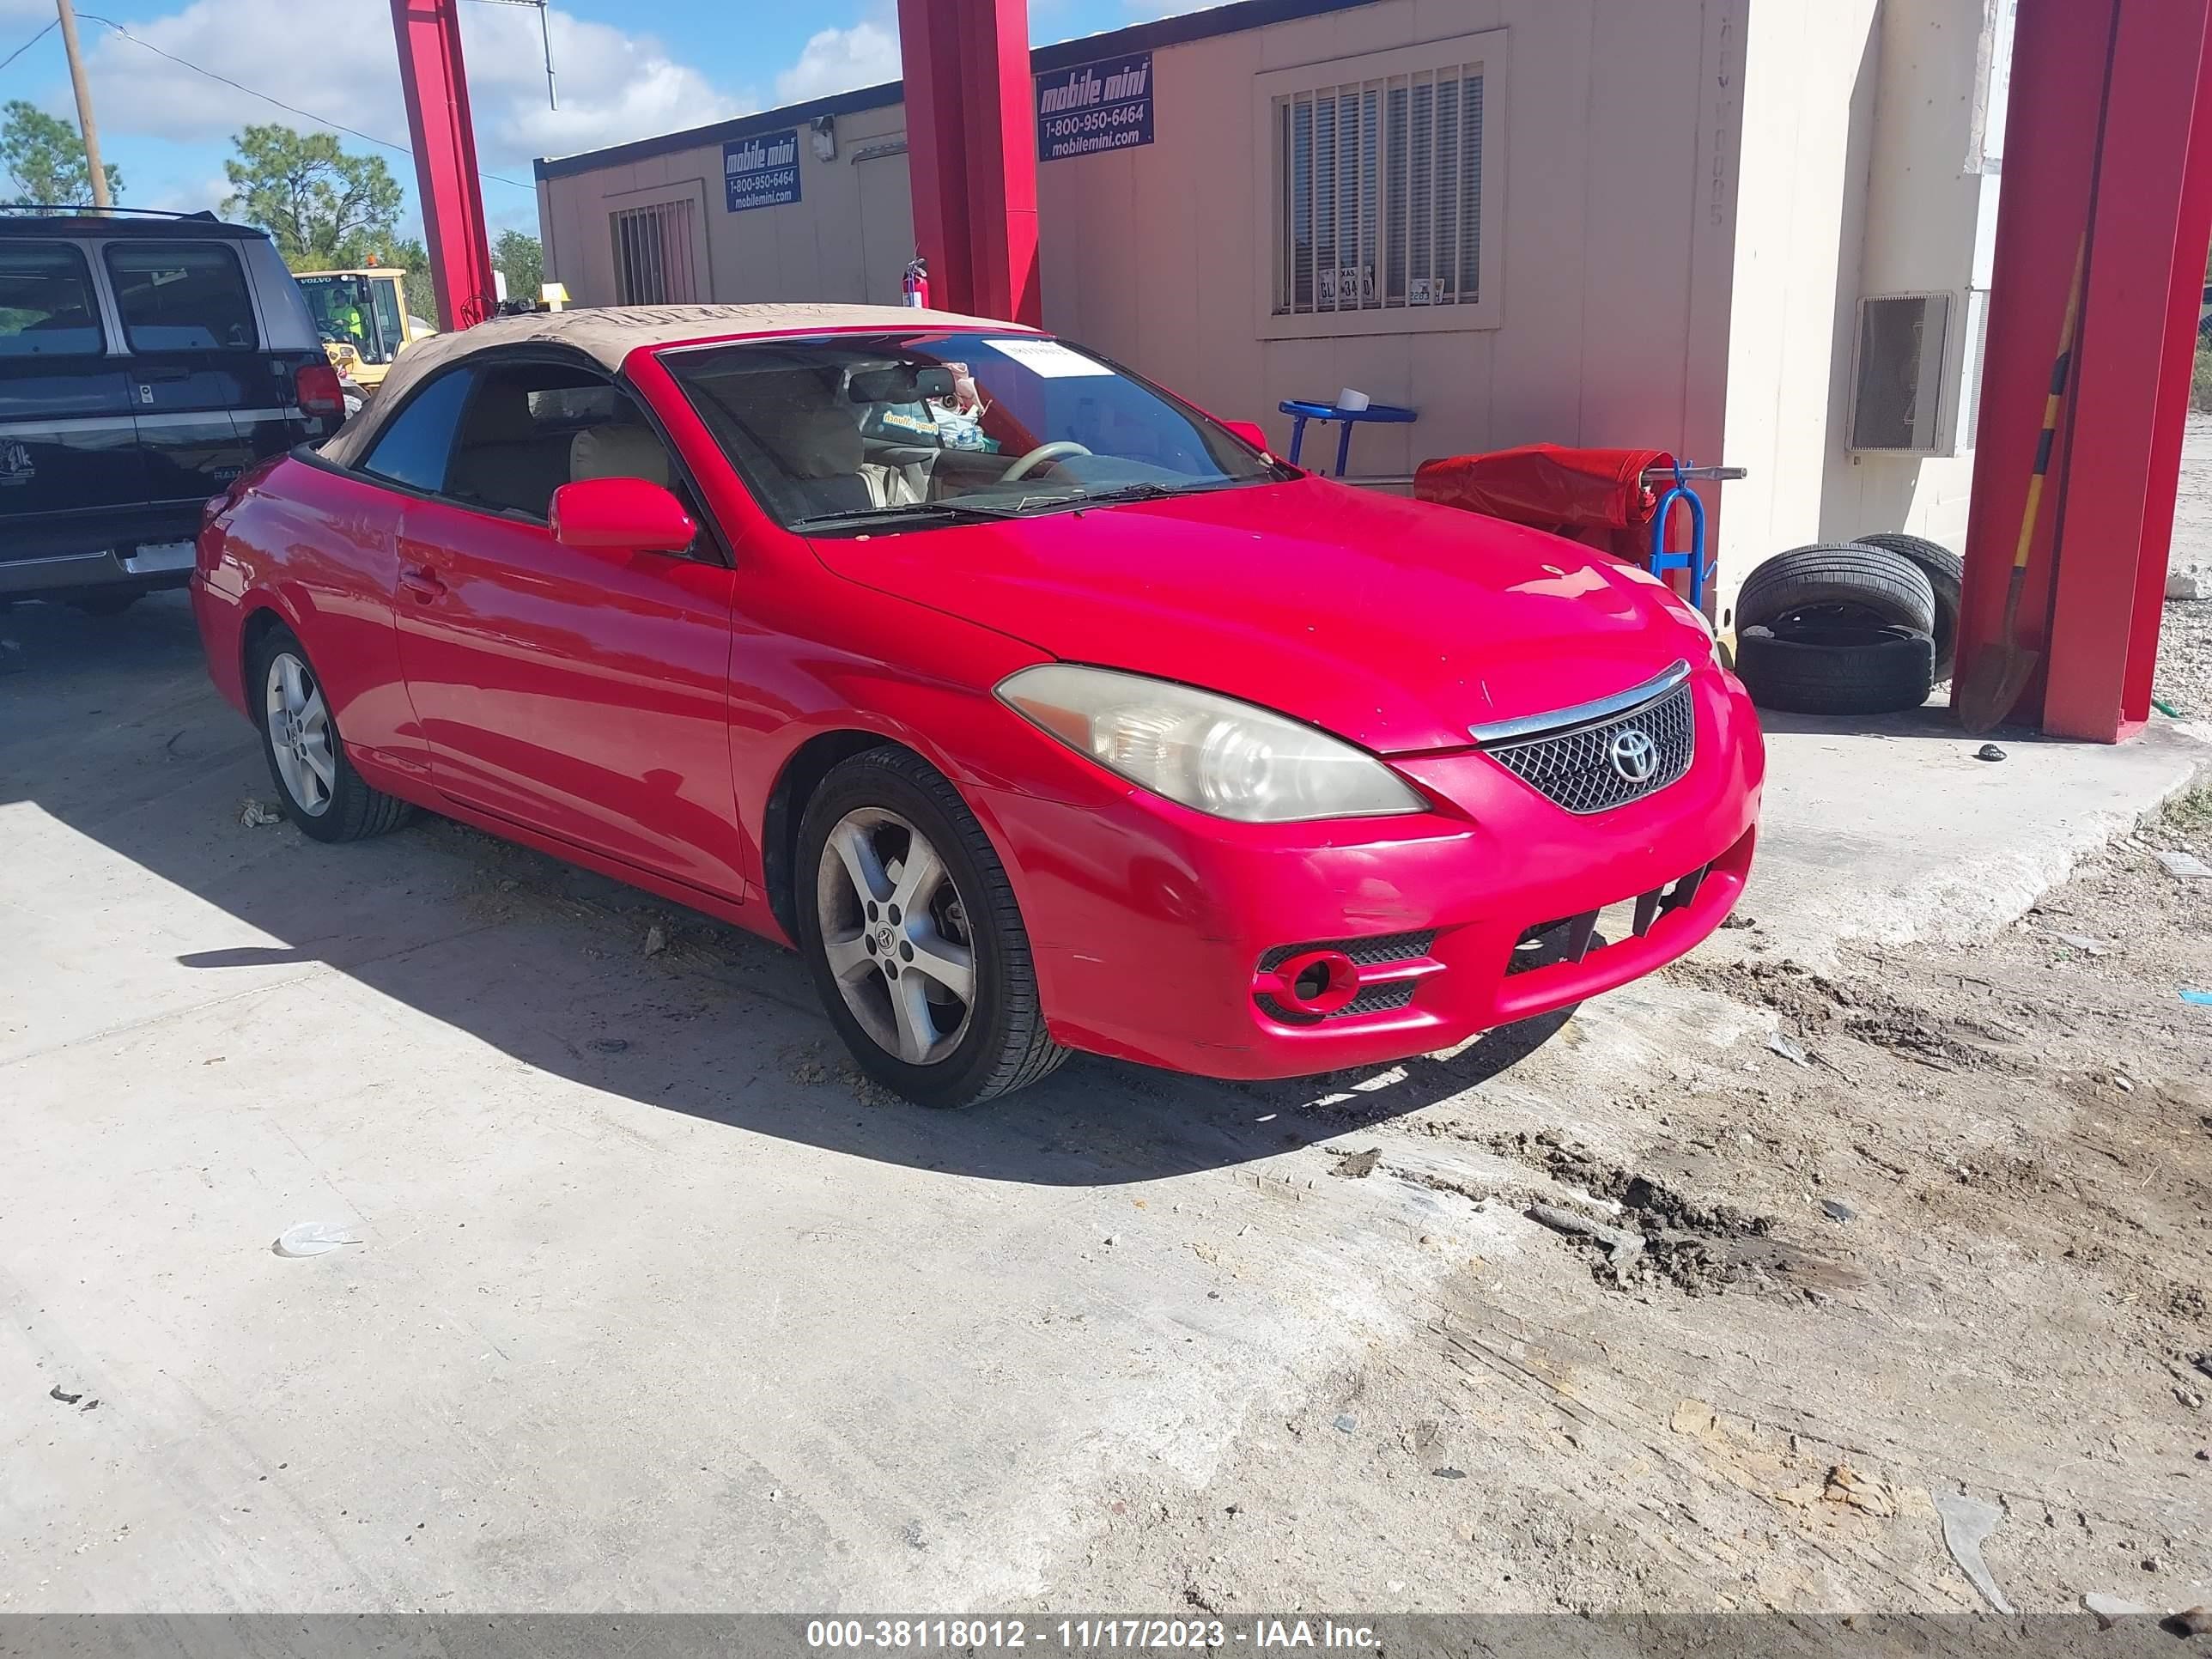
[983,338,1113,378]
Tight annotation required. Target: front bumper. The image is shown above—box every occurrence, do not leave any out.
[979,665,1764,1080]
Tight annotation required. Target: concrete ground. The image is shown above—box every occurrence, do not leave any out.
[1,592,2205,1614]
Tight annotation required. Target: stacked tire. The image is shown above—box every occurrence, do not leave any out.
[1731,536,1960,717]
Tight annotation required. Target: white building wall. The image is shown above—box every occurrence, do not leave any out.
[1714,0,1883,623]
[1816,0,2003,555]
[540,100,914,313]
[1033,0,1747,488]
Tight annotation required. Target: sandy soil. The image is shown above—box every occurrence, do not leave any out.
[1047,790,2212,1614]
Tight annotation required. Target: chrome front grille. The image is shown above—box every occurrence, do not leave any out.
[1484,681,1695,814]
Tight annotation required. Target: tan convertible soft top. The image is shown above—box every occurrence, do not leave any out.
[318,301,1025,470]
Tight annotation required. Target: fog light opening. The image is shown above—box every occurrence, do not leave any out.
[1256,946,1362,1018]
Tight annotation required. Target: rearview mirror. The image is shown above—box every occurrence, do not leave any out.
[549,477,696,555]
[1221,419,1271,453]
[848,363,956,404]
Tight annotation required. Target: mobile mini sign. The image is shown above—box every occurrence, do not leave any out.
[1035,51,1154,162]
[725,129,801,212]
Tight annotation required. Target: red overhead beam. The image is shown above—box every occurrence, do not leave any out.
[391,0,498,332]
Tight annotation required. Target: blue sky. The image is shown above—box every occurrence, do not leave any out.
[0,0,1204,240]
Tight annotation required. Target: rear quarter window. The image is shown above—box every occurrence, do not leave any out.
[0,242,104,357]
[361,368,476,494]
[104,241,258,351]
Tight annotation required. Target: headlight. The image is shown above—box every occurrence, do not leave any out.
[996,664,1426,823]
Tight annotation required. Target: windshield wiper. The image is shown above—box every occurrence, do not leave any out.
[1051,478,1256,512]
[789,500,1027,531]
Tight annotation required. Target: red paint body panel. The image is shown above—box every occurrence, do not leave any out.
[811,478,1714,756]
[192,455,428,783]
[392,494,749,898]
[191,324,1763,1083]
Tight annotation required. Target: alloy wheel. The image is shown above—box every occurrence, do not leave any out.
[264,650,337,817]
[814,806,976,1065]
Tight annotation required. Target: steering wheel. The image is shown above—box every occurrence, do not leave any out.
[1000,440,1092,482]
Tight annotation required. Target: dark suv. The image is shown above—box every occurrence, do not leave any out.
[1,210,345,612]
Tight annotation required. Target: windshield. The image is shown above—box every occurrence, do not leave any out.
[298,275,396,364]
[663,329,1286,532]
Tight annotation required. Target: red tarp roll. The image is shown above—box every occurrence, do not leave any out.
[1413,443,1674,562]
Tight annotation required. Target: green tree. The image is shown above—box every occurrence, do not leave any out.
[377,236,429,273]
[1,100,122,206]
[495,229,543,301]
[222,125,401,270]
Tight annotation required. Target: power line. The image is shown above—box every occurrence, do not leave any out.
[71,12,533,192]
[0,18,58,75]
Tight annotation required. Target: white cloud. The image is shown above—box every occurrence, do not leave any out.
[75,0,746,177]
[774,20,899,106]
[137,172,231,216]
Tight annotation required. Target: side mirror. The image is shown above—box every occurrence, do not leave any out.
[1221,419,1271,454]
[550,477,696,555]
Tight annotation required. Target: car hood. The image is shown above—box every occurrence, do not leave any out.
[809,477,1714,755]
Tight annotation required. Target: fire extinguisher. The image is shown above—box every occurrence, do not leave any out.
[902,253,929,308]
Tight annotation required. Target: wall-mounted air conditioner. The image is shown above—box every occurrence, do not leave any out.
[1848,289,1990,457]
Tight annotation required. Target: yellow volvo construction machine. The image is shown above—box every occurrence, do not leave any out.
[295,267,437,413]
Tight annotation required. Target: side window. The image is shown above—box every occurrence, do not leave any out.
[362,368,476,494]
[0,242,104,357]
[368,281,404,357]
[444,361,681,525]
[104,241,258,351]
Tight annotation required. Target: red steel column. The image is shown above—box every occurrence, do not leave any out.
[1959,0,2212,741]
[391,0,498,331]
[896,0,973,313]
[1954,0,2114,727]
[896,0,1041,325]
[959,0,1042,325]
[2125,11,2212,724]
[2043,0,2212,739]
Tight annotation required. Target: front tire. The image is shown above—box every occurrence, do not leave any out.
[251,623,412,842]
[796,747,1066,1107]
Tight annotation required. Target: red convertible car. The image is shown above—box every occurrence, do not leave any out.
[192,305,1762,1106]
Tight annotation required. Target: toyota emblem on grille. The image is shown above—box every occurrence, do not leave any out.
[1608,727,1659,784]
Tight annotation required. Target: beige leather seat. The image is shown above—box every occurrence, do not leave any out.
[758,404,877,516]
[569,423,672,486]
[447,385,573,516]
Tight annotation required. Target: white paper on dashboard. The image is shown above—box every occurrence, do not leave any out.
[983,337,1113,378]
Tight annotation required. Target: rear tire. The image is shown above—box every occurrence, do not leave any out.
[1735,542,1937,637]
[796,746,1066,1108]
[1852,532,1963,680]
[250,623,413,842]
[1735,622,1936,716]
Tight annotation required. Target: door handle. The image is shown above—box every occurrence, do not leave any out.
[398,566,447,603]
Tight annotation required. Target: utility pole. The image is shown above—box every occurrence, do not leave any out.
[53,0,109,210]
